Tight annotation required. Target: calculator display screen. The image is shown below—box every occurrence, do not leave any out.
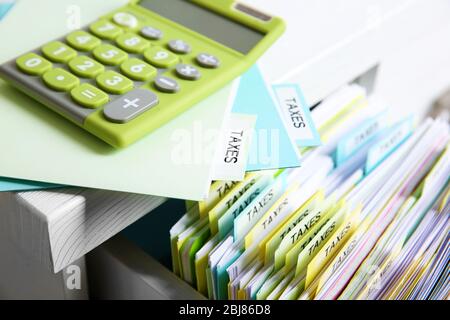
[140,0,265,54]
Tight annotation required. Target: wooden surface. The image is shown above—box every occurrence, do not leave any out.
[0,188,165,273]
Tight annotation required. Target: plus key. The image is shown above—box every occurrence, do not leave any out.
[103,89,159,123]
[175,64,201,80]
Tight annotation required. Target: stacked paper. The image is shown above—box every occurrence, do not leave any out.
[170,85,450,300]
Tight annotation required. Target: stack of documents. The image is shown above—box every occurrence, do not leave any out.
[169,85,450,300]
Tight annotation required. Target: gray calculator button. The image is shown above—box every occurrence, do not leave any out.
[196,53,220,68]
[154,75,180,93]
[103,89,159,123]
[168,40,191,54]
[140,26,163,40]
[176,64,201,80]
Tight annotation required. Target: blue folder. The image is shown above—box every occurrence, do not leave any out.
[232,65,301,171]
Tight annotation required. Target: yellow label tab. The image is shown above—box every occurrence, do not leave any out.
[198,180,240,217]
[295,205,349,276]
[245,184,299,248]
[208,173,261,233]
[263,191,324,264]
[275,198,340,271]
[305,206,361,287]
[316,216,369,293]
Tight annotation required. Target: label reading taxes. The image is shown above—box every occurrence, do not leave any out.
[214,114,256,181]
[272,84,321,147]
[217,181,239,199]
[316,221,369,292]
[295,206,348,276]
[223,178,257,212]
[244,185,299,248]
[323,218,354,258]
[198,180,239,216]
[336,111,388,165]
[217,174,273,239]
[262,197,289,230]
[365,117,413,174]
[224,130,244,163]
[289,204,328,246]
[305,207,360,287]
[208,173,260,234]
[274,199,337,270]
[331,237,357,274]
[282,200,345,272]
[264,192,324,264]
[233,176,286,241]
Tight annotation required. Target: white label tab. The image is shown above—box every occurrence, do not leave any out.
[212,113,256,181]
[272,84,321,147]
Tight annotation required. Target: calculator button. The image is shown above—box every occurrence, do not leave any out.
[144,46,179,68]
[140,26,163,40]
[96,70,133,95]
[43,68,80,92]
[175,64,201,80]
[120,58,157,81]
[42,41,77,63]
[116,33,149,54]
[113,12,138,29]
[196,53,220,68]
[93,44,128,66]
[66,31,101,51]
[71,83,109,109]
[168,40,191,54]
[90,20,123,40]
[16,53,52,76]
[103,89,159,123]
[68,56,104,78]
[154,75,180,93]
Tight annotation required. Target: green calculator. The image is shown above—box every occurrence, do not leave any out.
[0,0,285,148]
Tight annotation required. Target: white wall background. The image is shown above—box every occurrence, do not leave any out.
[243,0,450,119]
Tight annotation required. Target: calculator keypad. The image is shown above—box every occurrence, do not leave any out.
[168,40,191,54]
[66,31,101,51]
[116,33,149,54]
[103,89,159,123]
[154,75,180,93]
[43,68,80,92]
[90,20,123,40]
[97,70,133,95]
[140,26,163,40]
[42,41,77,63]
[196,53,220,68]
[113,12,139,29]
[144,46,179,68]
[16,53,52,75]
[71,83,109,109]
[175,64,201,80]
[120,58,156,81]
[93,44,128,66]
[13,10,224,128]
[69,56,105,78]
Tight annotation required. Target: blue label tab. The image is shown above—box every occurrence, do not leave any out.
[365,116,414,174]
[272,84,321,147]
[335,111,388,166]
